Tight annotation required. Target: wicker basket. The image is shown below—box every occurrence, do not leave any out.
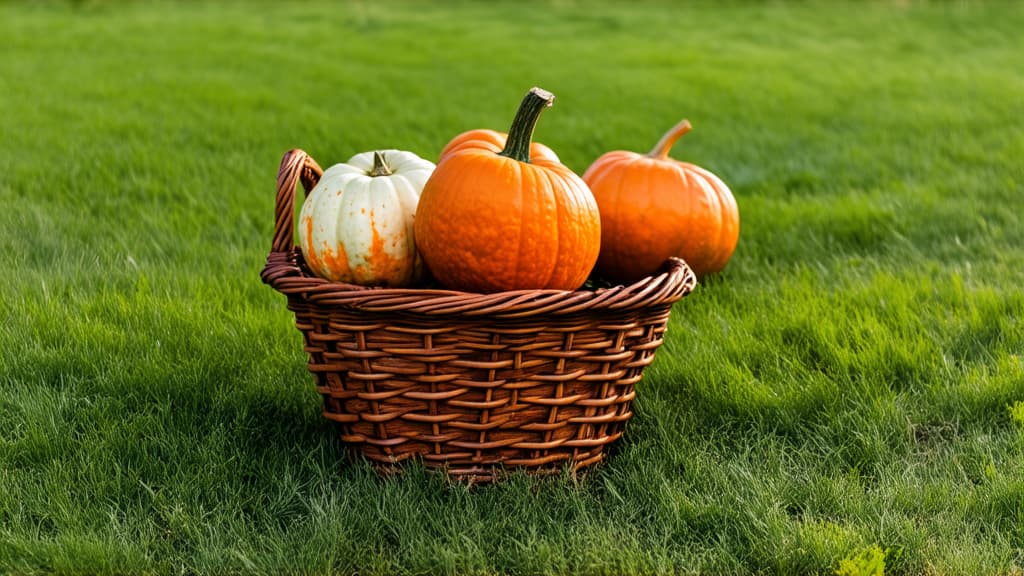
[262,149,697,481]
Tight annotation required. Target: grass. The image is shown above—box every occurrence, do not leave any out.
[2,0,1023,574]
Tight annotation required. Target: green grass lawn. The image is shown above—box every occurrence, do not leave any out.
[2,1,1023,574]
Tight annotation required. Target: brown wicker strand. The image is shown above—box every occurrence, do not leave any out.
[271,149,323,255]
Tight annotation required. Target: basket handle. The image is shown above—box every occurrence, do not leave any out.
[272,149,324,254]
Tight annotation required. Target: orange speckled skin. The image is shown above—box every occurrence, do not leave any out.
[416,137,601,294]
[303,215,350,280]
[583,121,739,282]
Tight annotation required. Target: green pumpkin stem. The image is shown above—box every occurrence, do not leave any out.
[368,151,393,177]
[648,119,693,160]
[498,87,555,163]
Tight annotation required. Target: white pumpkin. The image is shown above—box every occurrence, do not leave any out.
[299,149,435,287]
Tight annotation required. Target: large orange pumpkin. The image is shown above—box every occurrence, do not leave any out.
[438,128,560,164]
[582,119,739,282]
[415,87,601,293]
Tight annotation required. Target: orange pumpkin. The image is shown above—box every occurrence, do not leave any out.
[415,87,601,293]
[583,119,739,281]
[438,128,560,164]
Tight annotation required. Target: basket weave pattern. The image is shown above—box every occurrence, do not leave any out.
[263,150,697,480]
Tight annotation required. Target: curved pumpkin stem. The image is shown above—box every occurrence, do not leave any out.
[368,151,393,177]
[499,87,555,163]
[648,119,693,160]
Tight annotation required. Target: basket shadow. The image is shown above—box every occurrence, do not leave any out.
[209,382,359,474]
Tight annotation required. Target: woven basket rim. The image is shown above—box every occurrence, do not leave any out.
[262,250,696,319]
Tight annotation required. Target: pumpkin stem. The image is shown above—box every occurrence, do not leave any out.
[498,87,555,163]
[368,151,393,177]
[648,119,693,160]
